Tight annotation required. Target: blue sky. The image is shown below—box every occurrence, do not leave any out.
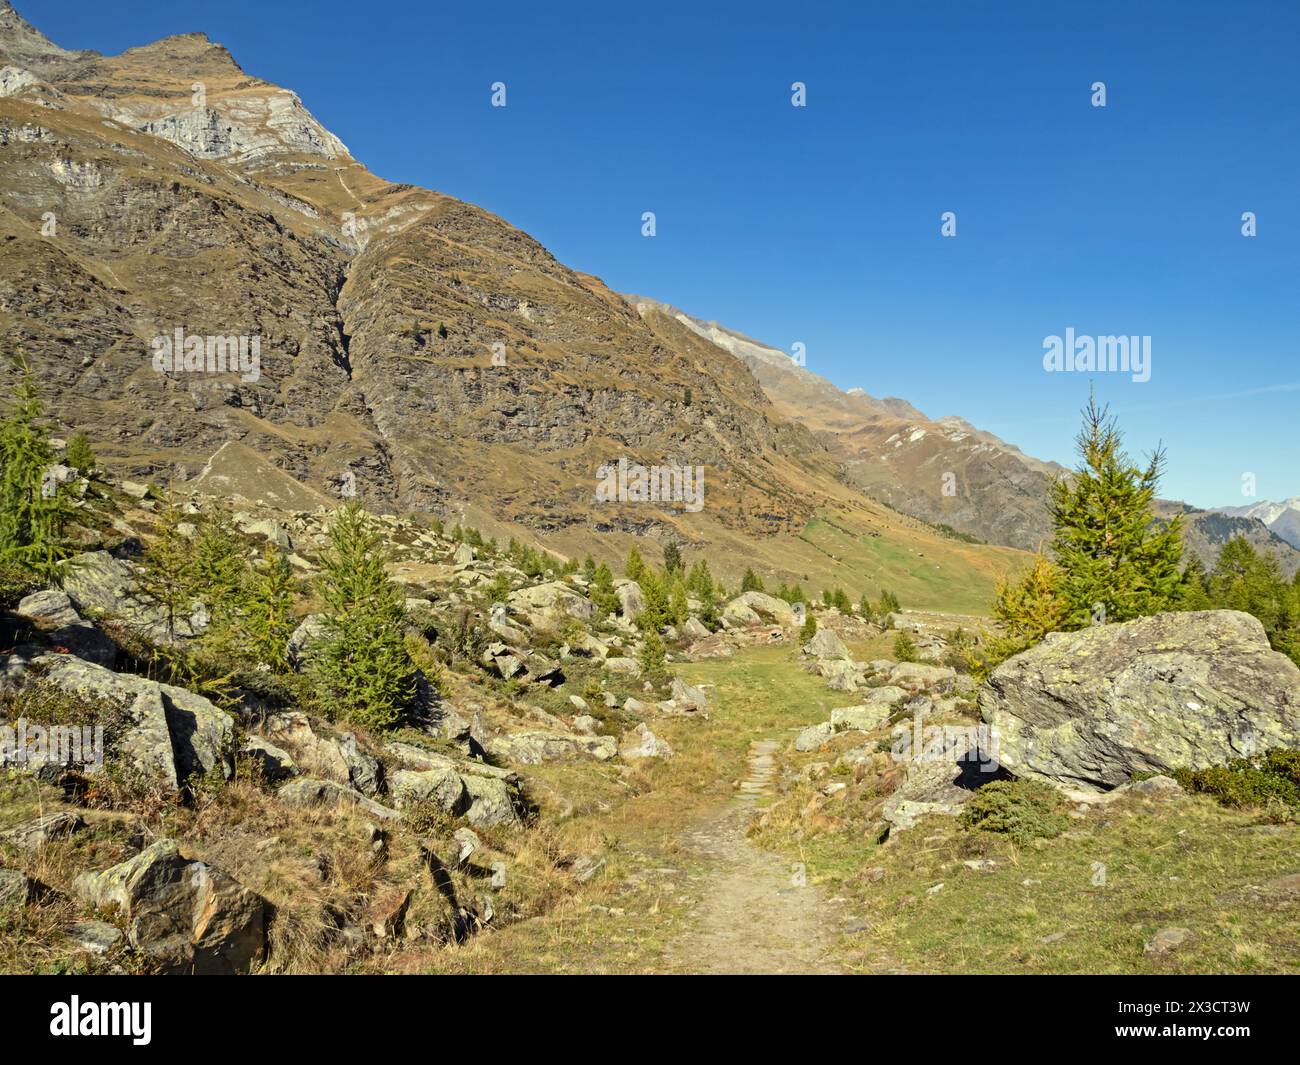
[25,0,1300,508]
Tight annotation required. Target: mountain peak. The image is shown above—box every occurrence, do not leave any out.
[0,0,92,72]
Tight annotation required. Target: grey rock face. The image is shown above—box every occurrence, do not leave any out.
[980,610,1300,792]
[35,654,234,788]
[803,628,851,660]
[16,589,115,666]
[485,730,617,765]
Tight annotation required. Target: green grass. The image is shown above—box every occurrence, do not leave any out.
[709,643,1300,974]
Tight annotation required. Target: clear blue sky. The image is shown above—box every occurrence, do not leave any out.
[25,0,1300,508]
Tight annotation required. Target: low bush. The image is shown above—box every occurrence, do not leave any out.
[960,779,1070,844]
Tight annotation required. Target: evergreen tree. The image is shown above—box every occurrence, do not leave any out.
[65,430,95,475]
[191,500,248,633]
[590,561,620,619]
[1175,555,1214,611]
[832,587,853,613]
[799,612,817,641]
[686,559,715,602]
[0,364,73,582]
[637,628,666,675]
[740,567,764,593]
[663,541,683,576]
[893,631,919,663]
[1047,397,1183,625]
[638,566,669,632]
[311,503,416,731]
[993,554,1069,645]
[582,553,597,581]
[625,546,647,583]
[132,498,199,641]
[244,544,298,671]
[669,577,689,626]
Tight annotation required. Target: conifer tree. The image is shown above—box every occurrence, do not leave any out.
[0,364,73,582]
[311,503,416,731]
[1047,397,1183,625]
[993,554,1069,645]
[191,499,248,633]
[625,546,646,583]
[740,567,764,593]
[638,566,669,632]
[65,430,95,475]
[663,541,683,576]
[669,577,688,626]
[638,628,666,675]
[132,497,198,641]
[590,561,620,618]
[244,543,298,671]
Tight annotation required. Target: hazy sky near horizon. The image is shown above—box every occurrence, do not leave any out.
[24,0,1300,508]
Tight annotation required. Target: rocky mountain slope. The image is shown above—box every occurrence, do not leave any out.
[0,1,1026,600]
[627,297,1300,575]
[1211,497,1300,550]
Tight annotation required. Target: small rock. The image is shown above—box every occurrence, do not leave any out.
[0,868,34,911]
[1144,926,1193,956]
[4,811,84,850]
[65,920,123,955]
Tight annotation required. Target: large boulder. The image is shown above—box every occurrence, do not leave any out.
[61,551,194,641]
[888,661,957,692]
[803,628,851,660]
[723,591,793,627]
[16,590,115,667]
[614,580,644,621]
[73,840,266,974]
[980,610,1300,792]
[619,723,673,760]
[385,745,524,828]
[485,730,617,764]
[507,581,594,622]
[35,655,234,788]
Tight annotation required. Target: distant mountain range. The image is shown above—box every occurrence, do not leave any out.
[625,297,1300,576]
[1210,498,1300,550]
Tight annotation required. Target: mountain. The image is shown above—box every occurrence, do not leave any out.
[1211,498,1300,550]
[0,2,1027,609]
[627,297,1300,576]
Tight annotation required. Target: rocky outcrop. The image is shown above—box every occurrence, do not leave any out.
[73,840,266,974]
[35,654,235,788]
[619,723,673,760]
[722,591,794,628]
[507,582,594,623]
[980,611,1300,792]
[802,628,850,660]
[485,730,617,764]
[15,589,115,667]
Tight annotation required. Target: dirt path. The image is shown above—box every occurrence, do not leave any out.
[666,739,845,974]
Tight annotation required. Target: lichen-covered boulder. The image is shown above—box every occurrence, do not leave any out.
[980,610,1300,792]
[73,840,266,974]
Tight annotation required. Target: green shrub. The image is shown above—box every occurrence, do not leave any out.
[1172,749,1300,813]
[892,631,918,662]
[960,780,1070,845]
